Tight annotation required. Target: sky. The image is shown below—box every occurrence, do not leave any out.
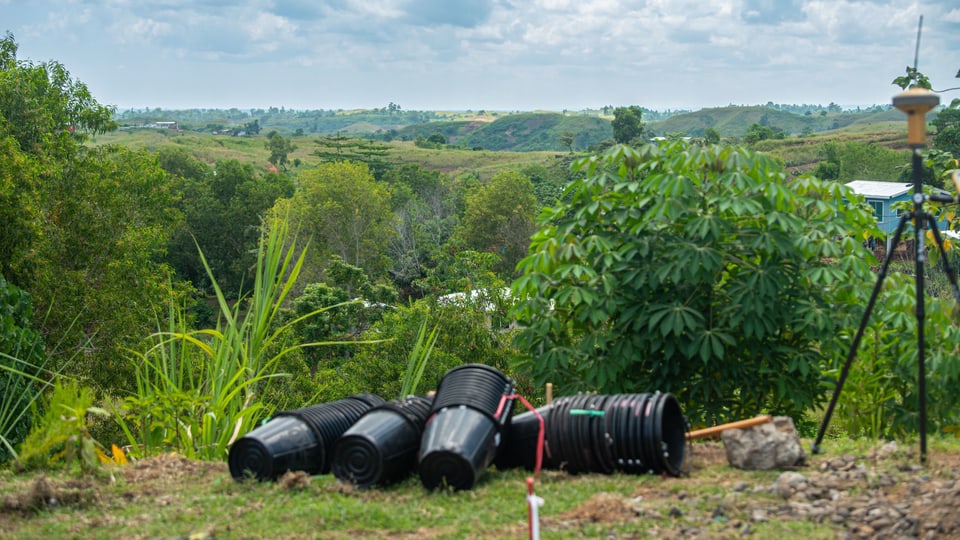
[3,0,959,112]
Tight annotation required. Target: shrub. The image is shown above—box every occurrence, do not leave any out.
[326,293,520,402]
[511,142,881,426]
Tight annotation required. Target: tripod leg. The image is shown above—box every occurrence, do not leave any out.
[924,217,960,305]
[811,214,911,454]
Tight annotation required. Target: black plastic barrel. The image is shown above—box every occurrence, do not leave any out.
[418,364,515,491]
[545,392,687,477]
[228,393,385,481]
[494,405,551,471]
[226,414,320,482]
[332,395,433,488]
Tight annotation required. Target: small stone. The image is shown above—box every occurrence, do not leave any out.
[878,440,899,458]
[775,471,807,499]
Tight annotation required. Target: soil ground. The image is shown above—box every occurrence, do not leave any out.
[2,439,959,539]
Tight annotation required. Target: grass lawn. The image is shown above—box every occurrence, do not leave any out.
[3,436,959,539]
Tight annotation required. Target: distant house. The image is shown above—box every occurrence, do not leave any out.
[846,180,952,253]
[845,181,912,237]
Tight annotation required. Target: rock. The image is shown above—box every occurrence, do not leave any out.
[774,471,806,499]
[721,416,806,470]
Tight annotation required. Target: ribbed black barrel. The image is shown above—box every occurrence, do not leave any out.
[229,393,385,481]
[494,405,552,472]
[419,364,515,491]
[428,363,514,421]
[228,415,320,481]
[332,395,433,488]
[542,392,687,477]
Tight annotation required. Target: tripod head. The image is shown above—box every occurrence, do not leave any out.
[893,87,939,146]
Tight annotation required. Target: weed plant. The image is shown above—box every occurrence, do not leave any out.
[113,215,378,460]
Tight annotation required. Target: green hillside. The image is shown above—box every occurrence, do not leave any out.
[647,105,900,138]
[396,113,612,152]
[101,104,928,178]
[90,128,562,180]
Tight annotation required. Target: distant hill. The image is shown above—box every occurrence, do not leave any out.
[647,105,899,138]
[114,104,909,152]
[395,113,613,152]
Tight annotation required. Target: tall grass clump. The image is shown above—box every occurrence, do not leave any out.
[116,215,349,460]
[398,318,440,398]
[0,277,56,465]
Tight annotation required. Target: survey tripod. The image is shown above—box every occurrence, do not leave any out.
[811,88,960,464]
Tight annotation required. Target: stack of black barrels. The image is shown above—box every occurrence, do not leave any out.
[228,363,688,490]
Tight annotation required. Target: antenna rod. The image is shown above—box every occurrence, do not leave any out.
[913,15,923,72]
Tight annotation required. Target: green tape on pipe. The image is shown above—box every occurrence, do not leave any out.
[569,409,604,417]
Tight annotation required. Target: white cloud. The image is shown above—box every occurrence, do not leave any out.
[4,0,957,110]
[111,17,173,45]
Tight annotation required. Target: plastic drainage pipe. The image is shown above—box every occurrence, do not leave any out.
[332,395,433,488]
[228,414,321,481]
[495,405,552,472]
[228,393,385,481]
[543,392,687,477]
[418,364,516,491]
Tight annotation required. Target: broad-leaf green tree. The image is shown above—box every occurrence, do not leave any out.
[266,132,297,171]
[454,169,539,277]
[611,105,645,145]
[164,156,292,297]
[511,142,881,426]
[32,145,183,388]
[382,164,459,291]
[743,123,785,144]
[290,256,397,370]
[1,34,184,391]
[283,161,397,281]
[0,32,115,155]
[932,107,960,158]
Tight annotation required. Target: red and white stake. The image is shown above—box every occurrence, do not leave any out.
[526,476,543,540]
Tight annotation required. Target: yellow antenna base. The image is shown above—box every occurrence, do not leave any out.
[893,87,939,145]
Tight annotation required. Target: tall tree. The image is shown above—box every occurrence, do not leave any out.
[611,105,645,144]
[1,33,184,391]
[313,134,392,179]
[455,169,539,277]
[381,165,458,290]
[266,132,297,171]
[284,161,397,280]
[164,157,292,297]
[0,32,115,154]
[932,107,960,158]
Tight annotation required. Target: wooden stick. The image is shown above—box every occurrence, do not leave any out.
[686,415,773,440]
[545,383,553,405]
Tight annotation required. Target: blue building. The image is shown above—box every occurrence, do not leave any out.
[846,180,953,253]
[845,180,912,237]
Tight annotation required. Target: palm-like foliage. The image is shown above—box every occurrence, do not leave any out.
[115,215,373,460]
